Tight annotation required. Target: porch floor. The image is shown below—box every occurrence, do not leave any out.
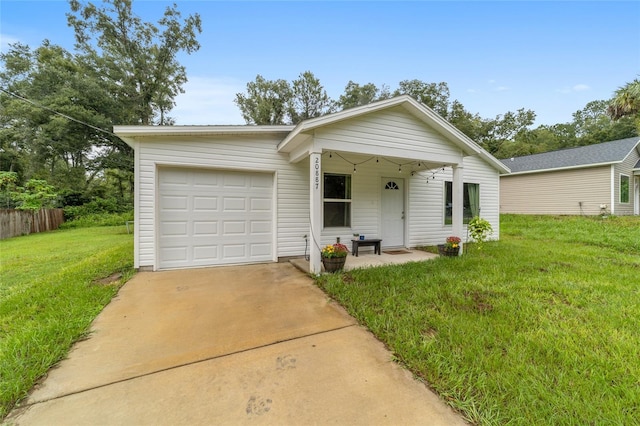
[289,249,438,274]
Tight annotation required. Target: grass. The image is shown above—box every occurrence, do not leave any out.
[317,215,640,425]
[0,226,134,419]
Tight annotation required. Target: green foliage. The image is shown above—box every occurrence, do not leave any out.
[235,71,334,125]
[12,179,59,210]
[316,215,640,424]
[0,171,19,208]
[0,226,134,418]
[467,216,493,250]
[337,81,390,110]
[234,75,292,125]
[60,211,133,229]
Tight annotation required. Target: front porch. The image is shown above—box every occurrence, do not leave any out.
[289,249,439,274]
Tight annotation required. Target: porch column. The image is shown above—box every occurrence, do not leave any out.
[452,164,464,255]
[309,152,322,273]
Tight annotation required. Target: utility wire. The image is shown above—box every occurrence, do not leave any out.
[0,87,117,137]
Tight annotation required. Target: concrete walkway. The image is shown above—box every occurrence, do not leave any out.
[290,248,439,273]
[6,263,466,426]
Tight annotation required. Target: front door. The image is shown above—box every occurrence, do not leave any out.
[381,178,405,247]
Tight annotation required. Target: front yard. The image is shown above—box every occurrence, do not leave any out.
[317,215,640,425]
[0,226,133,419]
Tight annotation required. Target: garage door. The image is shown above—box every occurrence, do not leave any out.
[158,168,273,269]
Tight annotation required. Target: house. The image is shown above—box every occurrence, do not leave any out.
[114,95,509,274]
[500,137,640,216]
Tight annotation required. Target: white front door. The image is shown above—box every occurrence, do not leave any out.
[381,178,405,247]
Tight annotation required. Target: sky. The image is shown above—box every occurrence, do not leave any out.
[1,0,639,127]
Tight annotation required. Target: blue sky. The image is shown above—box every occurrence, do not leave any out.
[1,1,639,126]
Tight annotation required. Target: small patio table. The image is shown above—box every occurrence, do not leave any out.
[351,239,382,257]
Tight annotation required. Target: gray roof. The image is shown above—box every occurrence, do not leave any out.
[501,137,640,173]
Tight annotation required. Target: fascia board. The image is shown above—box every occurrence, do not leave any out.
[113,125,294,138]
[503,161,618,176]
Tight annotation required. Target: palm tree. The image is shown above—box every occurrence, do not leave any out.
[608,79,640,120]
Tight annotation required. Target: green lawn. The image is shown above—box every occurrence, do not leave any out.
[317,215,640,425]
[0,226,134,419]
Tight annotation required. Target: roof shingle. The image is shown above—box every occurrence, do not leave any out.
[501,137,640,173]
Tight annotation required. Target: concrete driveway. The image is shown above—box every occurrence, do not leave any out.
[6,263,466,425]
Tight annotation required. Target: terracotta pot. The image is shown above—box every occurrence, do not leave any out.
[322,256,346,272]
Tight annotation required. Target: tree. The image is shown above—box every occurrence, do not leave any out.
[609,79,640,120]
[0,41,114,191]
[394,80,451,118]
[478,108,536,155]
[337,81,390,110]
[234,75,292,125]
[67,0,202,126]
[288,71,334,123]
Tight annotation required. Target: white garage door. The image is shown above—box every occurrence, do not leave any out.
[158,167,273,269]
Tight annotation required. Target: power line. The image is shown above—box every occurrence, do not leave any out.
[0,87,117,137]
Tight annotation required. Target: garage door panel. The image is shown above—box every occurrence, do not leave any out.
[250,243,272,257]
[158,168,273,269]
[193,196,218,211]
[223,197,247,212]
[223,221,247,235]
[160,221,188,236]
[193,245,218,261]
[251,198,272,211]
[250,221,271,234]
[161,196,188,211]
[193,221,218,236]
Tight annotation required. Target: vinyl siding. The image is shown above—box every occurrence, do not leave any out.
[613,147,640,215]
[314,106,463,160]
[500,166,611,215]
[135,134,308,269]
[408,155,501,247]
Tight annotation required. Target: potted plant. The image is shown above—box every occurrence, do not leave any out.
[321,243,349,272]
[438,236,461,257]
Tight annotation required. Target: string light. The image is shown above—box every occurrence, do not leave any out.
[353,164,357,173]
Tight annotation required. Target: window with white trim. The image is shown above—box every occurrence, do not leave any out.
[444,181,479,225]
[324,173,351,227]
[620,174,630,203]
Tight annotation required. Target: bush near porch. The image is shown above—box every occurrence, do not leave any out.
[317,214,640,425]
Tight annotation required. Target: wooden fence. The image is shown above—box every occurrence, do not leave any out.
[0,209,65,240]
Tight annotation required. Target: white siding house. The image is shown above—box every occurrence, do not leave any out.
[115,96,509,273]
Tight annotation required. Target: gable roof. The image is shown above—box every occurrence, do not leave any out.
[502,137,640,174]
[278,95,510,174]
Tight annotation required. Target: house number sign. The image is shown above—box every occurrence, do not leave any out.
[314,156,320,191]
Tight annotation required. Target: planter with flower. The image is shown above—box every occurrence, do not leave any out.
[438,236,461,257]
[321,243,349,272]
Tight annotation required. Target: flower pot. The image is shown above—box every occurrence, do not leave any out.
[437,244,460,257]
[322,256,346,272]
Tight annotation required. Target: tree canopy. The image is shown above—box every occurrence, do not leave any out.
[235,74,639,159]
[0,0,201,209]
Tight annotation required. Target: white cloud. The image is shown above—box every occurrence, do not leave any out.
[557,84,591,94]
[572,84,590,92]
[172,76,246,125]
[495,86,510,92]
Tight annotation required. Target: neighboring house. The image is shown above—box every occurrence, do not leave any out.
[114,95,509,273]
[500,137,640,216]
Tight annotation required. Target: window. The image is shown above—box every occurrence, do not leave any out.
[444,182,479,225]
[620,174,630,203]
[324,173,351,227]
